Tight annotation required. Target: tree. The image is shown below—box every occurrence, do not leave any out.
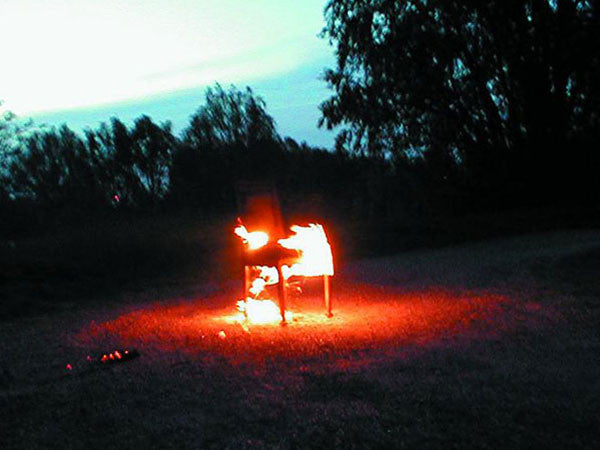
[7,125,101,207]
[81,116,176,206]
[0,104,35,202]
[172,84,283,210]
[93,118,143,206]
[319,0,600,204]
[0,108,16,202]
[131,116,176,202]
[183,83,280,150]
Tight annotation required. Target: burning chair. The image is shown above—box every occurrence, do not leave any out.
[235,182,333,324]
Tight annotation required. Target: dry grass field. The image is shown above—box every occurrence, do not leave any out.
[1,229,600,448]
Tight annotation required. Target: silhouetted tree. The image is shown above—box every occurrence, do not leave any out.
[2,83,422,240]
[131,116,176,203]
[172,84,283,210]
[320,0,600,206]
[8,125,97,207]
[184,83,280,149]
[88,118,143,206]
[1,105,35,202]
[0,108,16,202]
[80,116,177,207]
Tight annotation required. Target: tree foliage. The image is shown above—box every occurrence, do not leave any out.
[320,0,600,202]
[9,125,94,205]
[131,116,175,201]
[183,84,279,149]
[1,104,35,201]
[171,84,283,209]
[1,84,433,236]
[7,116,175,209]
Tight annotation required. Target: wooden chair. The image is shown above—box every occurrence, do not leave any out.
[235,181,332,323]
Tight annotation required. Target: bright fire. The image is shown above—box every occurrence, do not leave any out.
[236,298,292,324]
[234,226,269,250]
[234,223,334,324]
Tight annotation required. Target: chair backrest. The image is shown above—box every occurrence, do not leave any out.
[235,181,286,240]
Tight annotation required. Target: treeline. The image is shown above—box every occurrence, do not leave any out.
[0,85,420,237]
[2,77,598,244]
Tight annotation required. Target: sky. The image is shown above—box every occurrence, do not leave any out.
[0,0,336,148]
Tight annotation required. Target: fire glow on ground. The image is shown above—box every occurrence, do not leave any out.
[75,280,550,366]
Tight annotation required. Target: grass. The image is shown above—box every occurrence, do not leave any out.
[0,211,237,320]
[1,228,600,448]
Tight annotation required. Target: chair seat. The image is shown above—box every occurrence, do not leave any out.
[242,242,299,267]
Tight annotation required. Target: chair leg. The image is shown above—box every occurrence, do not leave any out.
[324,274,332,317]
[277,264,286,324]
[243,265,251,318]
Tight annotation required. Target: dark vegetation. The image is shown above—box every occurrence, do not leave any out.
[320,0,600,210]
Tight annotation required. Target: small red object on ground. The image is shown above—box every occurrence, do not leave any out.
[98,349,139,365]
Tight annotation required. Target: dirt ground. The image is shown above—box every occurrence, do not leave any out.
[1,230,600,448]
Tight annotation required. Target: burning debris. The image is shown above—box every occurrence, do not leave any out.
[99,349,139,364]
[62,349,140,378]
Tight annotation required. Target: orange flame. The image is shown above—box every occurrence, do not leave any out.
[236,298,292,324]
[234,225,269,250]
[279,224,334,278]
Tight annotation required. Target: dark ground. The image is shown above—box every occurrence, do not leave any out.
[1,223,600,449]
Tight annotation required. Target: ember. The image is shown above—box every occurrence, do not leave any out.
[98,349,138,364]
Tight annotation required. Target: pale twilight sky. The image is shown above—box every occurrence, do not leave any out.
[0,0,336,147]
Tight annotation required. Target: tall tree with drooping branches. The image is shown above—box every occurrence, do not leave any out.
[320,0,600,205]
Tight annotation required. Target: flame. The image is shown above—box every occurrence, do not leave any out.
[237,298,292,324]
[279,224,334,278]
[234,225,269,250]
[235,223,334,324]
[249,277,267,297]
